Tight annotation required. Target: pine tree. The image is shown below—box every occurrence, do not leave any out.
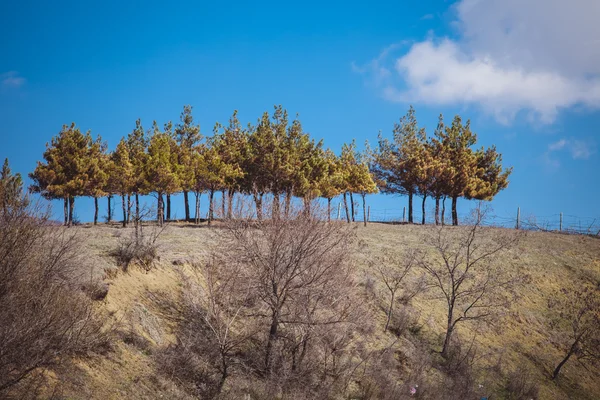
[174,105,202,222]
[372,106,426,224]
[29,123,93,226]
[108,138,134,227]
[0,158,24,212]
[318,150,344,222]
[213,110,248,219]
[127,119,149,226]
[146,122,180,226]
[85,135,108,225]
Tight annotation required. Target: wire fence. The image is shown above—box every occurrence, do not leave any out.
[332,202,600,236]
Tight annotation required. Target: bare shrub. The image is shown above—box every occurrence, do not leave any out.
[159,201,365,398]
[504,366,539,400]
[419,205,524,358]
[111,224,164,272]
[372,249,425,332]
[0,201,111,397]
[547,283,600,380]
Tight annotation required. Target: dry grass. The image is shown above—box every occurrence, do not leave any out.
[50,221,600,399]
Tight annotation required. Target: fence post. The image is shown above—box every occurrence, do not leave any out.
[403,207,406,223]
[559,212,563,231]
[516,207,520,230]
[337,202,341,220]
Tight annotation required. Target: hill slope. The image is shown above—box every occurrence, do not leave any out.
[54,222,600,399]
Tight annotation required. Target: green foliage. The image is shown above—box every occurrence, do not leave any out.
[0,158,24,211]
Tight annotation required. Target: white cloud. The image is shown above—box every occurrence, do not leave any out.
[548,139,567,152]
[357,0,600,124]
[1,71,26,88]
[546,138,595,164]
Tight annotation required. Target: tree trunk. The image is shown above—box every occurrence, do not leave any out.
[221,189,226,219]
[441,196,446,226]
[303,197,311,216]
[107,195,112,223]
[421,195,427,225]
[194,191,201,224]
[284,191,292,217]
[166,194,171,222]
[385,291,395,331]
[183,190,190,222]
[64,197,68,226]
[441,306,455,359]
[68,196,75,227]
[208,189,214,226]
[408,191,413,224]
[135,193,140,227]
[350,192,355,222]
[227,190,234,219]
[127,194,131,224]
[272,191,280,220]
[343,192,350,223]
[217,354,229,394]
[435,196,440,225]
[265,309,280,374]
[327,198,331,223]
[452,195,458,226]
[362,193,367,227]
[157,193,164,227]
[254,193,263,221]
[122,194,127,227]
[552,338,580,380]
[93,196,99,225]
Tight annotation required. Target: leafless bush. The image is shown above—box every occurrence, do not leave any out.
[419,205,524,358]
[158,200,366,398]
[504,366,539,400]
[372,249,425,332]
[0,201,111,397]
[111,224,164,272]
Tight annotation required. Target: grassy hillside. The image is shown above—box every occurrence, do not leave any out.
[50,222,600,400]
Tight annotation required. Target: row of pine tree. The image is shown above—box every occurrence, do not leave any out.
[24,105,510,226]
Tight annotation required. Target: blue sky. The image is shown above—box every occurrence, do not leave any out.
[1,0,598,227]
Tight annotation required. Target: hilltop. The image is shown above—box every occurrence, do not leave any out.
[34,222,600,399]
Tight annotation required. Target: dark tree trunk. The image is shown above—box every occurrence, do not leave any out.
[166,194,171,222]
[122,194,127,227]
[350,192,355,222]
[441,307,455,359]
[64,197,68,226]
[194,191,201,224]
[385,291,395,331]
[107,195,112,223]
[183,190,190,222]
[254,193,263,221]
[441,196,446,226]
[68,196,75,227]
[272,191,280,220]
[435,196,440,225]
[265,309,280,374]
[327,198,331,223]
[127,194,131,224]
[303,197,311,216]
[343,192,350,223]
[284,191,292,217]
[421,195,427,225]
[135,193,140,227]
[217,355,229,394]
[227,190,234,219]
[452,195,458,226]
[552,338,580,380]
[208,189,215,226]
[93,196,99,225]
[157,193,164,227]
[408,191,414,223]
[221,189,226,219]
[362,193,367,227]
